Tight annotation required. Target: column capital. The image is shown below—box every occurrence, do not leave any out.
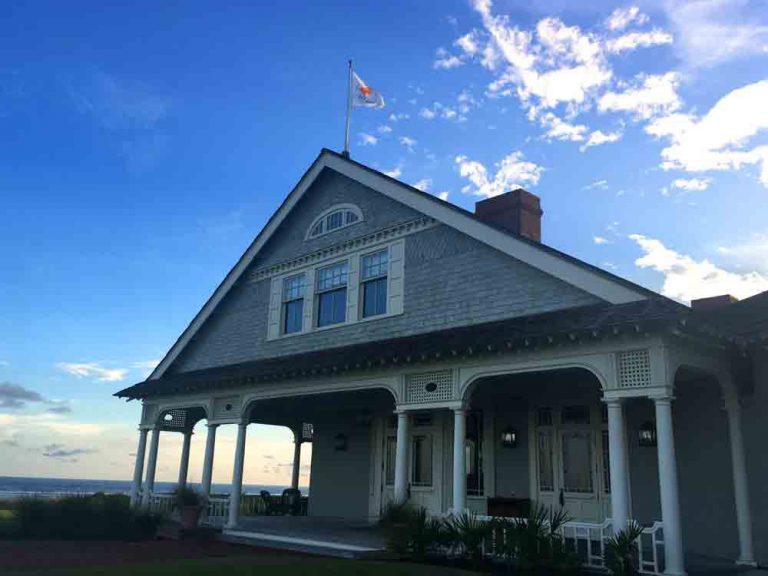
[651,394,675,405]
[206,422,220,429]
[603,396,625,407]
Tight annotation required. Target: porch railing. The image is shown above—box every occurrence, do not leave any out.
[477,516,665,576]
[204,496,230,526]
[147,493,176,515]
[145,493,278,525]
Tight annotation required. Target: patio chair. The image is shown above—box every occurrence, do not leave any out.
[281,488,302,515]
[260,490,281,515]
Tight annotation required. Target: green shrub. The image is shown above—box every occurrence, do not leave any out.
[605,521,645,576]
[173,485,203,507]
[8,493,161,541]
[444,511,492,566]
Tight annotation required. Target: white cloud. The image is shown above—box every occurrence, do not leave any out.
[382,165,402,179]
[399,136,417,152]
[599,72,681,120]
[437,191,450,201]
[455,151,543,197]
[662,0,768,69]
[671,177,711,191]
[56,362,127,382]
[358,133,378,146]
[605,6,649,31]
[716,234,768,274]
[455,31,480,55]
[411,178,432,192]
[593,236,611,245]
[0,413,105,436]
[419,107,437,120]
[579,129,623,151]
[583,179,608,190]
[630,234,768,302]
[606,30,673,54]
[0,361,9,367]
[377,124,393,134]
[539,112,587,142]
[388,113,410,122]
[645,80,768,187]
[434,47,465,69]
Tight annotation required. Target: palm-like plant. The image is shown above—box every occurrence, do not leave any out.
[445,510,492,566]
[605,521,645,576]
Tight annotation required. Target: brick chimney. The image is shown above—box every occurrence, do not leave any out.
[474,188,543,241]
[690,294,739,311]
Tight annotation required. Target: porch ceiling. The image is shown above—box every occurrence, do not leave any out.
[115,298,737,401]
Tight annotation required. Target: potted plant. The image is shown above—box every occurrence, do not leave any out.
[173,486,204,530]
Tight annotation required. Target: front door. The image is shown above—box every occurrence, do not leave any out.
[531,405,610,522]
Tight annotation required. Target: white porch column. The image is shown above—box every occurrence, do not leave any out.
[201,424,218,498]
[654,396,685,576]
[291,432,302,490]
[724,393,756,566]
[130,428,148,508]
[177,431,193,488]
[606,398,630,534]
[452,407,467,514]
[142,427,161,508]
[227,422,248,529]
[393,411,410,504]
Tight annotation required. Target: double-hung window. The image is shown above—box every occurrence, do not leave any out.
[361,249,388,318]
[316,262,348,327]
[282,274,305,334]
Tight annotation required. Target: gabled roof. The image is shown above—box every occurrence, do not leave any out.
[118,298,690,400]
[696,290,768,342]
[146,148,658,382]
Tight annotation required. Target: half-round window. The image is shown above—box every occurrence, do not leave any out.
[305,204,363,239]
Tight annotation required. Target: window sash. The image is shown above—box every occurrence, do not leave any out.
[411,435,433,487]
[317,288,346,327]
[466,411,484,496]
[326,211,344,231]
[362,277,387,318]
[361,250,388,280]
[282,274,305,301]
[283,299,304,334]
[317,262,348,292]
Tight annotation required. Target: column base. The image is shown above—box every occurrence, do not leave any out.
[735,559,757,568]
[663,570,687,576]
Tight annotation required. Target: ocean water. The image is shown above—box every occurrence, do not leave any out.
[0,476,299,500]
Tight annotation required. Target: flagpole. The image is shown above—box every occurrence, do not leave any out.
[343,59,352,158]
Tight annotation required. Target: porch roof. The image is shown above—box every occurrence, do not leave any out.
[116,298,740,400]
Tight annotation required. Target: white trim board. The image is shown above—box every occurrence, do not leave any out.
[149,149,648,381]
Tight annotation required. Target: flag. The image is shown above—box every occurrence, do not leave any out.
[351,72,385,109]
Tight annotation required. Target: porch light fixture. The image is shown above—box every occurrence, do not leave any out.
[333,433,348,452]
[500,426,519,448]
[638,421,657,447]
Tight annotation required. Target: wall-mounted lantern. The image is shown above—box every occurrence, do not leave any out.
[500,426,519,448]
[638,421,657,447]
[334,433,348,452]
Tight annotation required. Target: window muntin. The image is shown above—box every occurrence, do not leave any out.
[411,435,433,487]
[466,411,484,496]
[282,274,305,334]
[361,250,388,318]
[306,204,363,239]
[316,262,348,327]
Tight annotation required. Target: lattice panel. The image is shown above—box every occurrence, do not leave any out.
[160,409,187,430]
[302,422,314,441]
[617,350,652,388]
[405,370,453,403]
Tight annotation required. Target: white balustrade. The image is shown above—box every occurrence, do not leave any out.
[476,516,665,576]
[204,496,231,526]
[147,493,176,515]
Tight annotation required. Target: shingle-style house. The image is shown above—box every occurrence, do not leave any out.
[117,149,768,573]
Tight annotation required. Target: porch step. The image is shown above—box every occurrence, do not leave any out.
[219,529,389,560]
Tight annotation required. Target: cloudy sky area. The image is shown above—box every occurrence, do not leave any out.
[1,0,767,482]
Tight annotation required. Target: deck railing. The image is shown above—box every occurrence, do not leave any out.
[477,516,665,576]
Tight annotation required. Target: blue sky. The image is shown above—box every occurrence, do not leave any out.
[1,0,768,483]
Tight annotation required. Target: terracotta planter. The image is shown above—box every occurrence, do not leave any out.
[180,505,203,530]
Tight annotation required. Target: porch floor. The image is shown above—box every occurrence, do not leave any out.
[220,516,388,559]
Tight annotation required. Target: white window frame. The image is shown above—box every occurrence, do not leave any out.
[360,248,389,319]
[266,238,405,341]
[304,203,363,240]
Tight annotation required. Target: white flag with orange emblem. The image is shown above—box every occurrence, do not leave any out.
[351,71,385,109]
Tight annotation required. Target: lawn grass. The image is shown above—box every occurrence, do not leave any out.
[15,556,478,576]
[0,509,15,520]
